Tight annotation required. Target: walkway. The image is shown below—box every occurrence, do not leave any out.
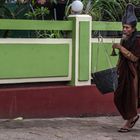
[0,115,140,140]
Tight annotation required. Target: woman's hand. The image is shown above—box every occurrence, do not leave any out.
[112,43,122,50]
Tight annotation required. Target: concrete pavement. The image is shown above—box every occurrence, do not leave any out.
[0,115,140,140]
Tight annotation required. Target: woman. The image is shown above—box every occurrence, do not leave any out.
[112,3,140,132]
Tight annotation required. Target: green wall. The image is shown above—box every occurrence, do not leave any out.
[0,44,70,78]
[0,18,139,85]
[91,43,118,73]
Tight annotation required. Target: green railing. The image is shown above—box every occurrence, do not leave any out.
[0,19,73,84]
[0,16,139,85]
[0,19,73,30]
[92,21,140,31]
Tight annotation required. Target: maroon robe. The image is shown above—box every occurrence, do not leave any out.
[114,36,140,120]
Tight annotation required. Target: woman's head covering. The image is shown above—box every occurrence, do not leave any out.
[122,3,137,27]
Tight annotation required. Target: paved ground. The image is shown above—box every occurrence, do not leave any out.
[0,115,140,140]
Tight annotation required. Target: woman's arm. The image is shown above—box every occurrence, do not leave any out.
[112,43,139,62]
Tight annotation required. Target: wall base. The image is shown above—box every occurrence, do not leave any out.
[0,84,118,118]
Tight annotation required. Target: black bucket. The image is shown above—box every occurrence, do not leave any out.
[92,67,118,94]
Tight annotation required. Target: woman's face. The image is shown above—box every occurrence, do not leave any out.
[122,24,135,39]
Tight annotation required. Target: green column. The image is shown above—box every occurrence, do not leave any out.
[68,15,92,86]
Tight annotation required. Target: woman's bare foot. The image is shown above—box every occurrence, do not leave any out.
[118,120,132,132]
[118,115,139,132]
[123,119,132,129]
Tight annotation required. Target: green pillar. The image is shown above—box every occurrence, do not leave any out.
[68,15,92,86]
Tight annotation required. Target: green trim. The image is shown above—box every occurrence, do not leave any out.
[92,21,140,31]
[78,21,89,81]
[92,21,122,31]
[137,23,140,29]
[0,19,73,31]
[0,19,139,31]
[68,17,76,85]
[0,44,70,78]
